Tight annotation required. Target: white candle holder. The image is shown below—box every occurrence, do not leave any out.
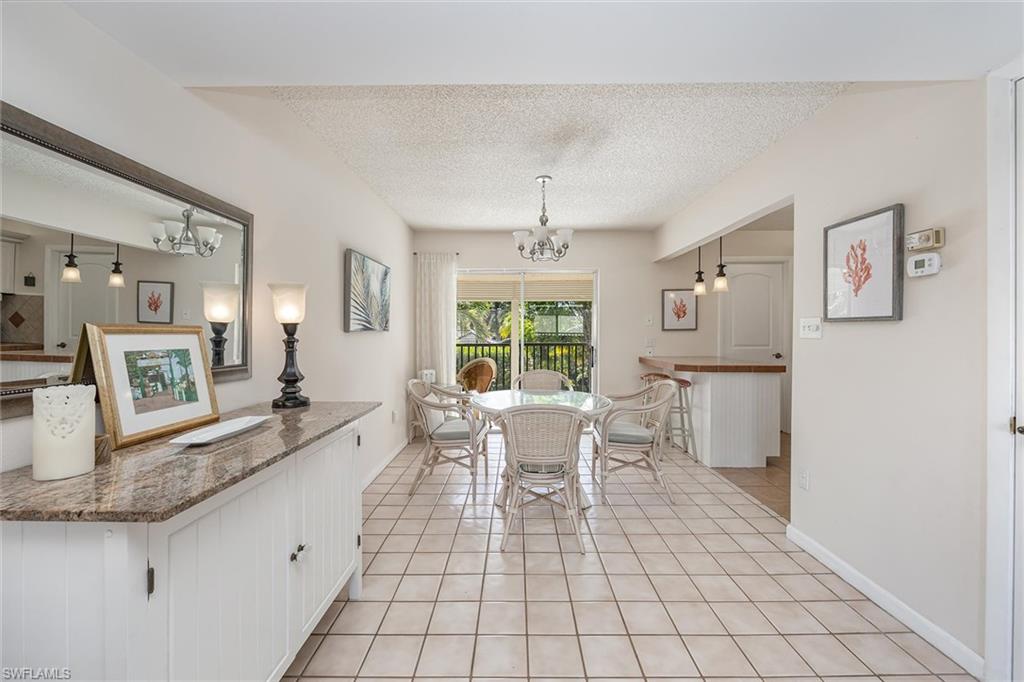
[32,384,97,482]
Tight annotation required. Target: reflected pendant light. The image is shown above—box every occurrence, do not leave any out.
[108,243,126,288]
[693,246,707,296]
[61,234,81,284]
[713,236,729,293]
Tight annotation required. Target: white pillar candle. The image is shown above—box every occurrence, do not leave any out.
[32,384,97,481]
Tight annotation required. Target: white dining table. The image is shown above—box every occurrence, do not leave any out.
[469,389,613,509]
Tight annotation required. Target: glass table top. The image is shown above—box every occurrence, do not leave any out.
[469,389,612,416]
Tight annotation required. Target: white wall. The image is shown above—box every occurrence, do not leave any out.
[0,2,414,483]
[412,228,792,396]
[656,81,987,659]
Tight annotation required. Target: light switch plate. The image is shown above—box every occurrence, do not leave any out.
[799,317,822,339]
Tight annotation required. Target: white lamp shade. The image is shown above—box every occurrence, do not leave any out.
[713,274,729,293]
[693,280,707,296]
[107,271,126,288]
[61,265,81,284]
[534,226,550,244]
[556,228,574,247]
[149,222,167,241]
[268,282,307,324]
[201,281,240,323]
[163,220,184,239]
[512,230,530,248]
[196,226,218,245]
[213,232,224,248]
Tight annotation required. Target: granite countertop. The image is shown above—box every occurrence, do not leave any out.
[0,401,379,523]
[640,355,787,373]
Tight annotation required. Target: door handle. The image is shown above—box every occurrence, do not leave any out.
[772,352,783,359]
[1017,426,1024,435]
[56,342,68,349]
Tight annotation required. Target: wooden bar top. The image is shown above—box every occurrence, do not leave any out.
[639,355,786,373]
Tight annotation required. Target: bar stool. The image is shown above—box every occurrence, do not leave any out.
[640,372,698,460]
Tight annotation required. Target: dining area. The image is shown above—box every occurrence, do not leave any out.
[406,361,684,554]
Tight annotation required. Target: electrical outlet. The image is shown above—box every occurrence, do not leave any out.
[798,470,810,491]
[181,309,192,321]
[645,315,653,327]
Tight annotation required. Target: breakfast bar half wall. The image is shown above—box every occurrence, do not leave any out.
[1,401,378,681]
[640,355,786,468]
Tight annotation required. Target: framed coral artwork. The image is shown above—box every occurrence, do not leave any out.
[823,204,904,322]
[137,280,175,324]
[662,288,697,330]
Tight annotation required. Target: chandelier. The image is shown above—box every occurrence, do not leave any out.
[150,207,222,257]
[513,175,573,262]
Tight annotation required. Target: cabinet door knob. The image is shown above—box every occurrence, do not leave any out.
[290,543,310,563]
[772,352,783,359]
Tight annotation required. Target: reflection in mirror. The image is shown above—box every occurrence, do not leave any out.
[0,129,247,397]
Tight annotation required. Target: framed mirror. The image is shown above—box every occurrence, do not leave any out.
[0,102,253,418]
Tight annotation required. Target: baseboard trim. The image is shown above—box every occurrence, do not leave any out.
[361,439,409,491]
[785,524,984,679]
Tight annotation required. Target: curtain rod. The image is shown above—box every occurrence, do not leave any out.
[412,251,460,255]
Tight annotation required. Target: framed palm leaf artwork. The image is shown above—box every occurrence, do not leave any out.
[344,249,391,331]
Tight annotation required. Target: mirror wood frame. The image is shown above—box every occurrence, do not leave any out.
[0,101,254,419]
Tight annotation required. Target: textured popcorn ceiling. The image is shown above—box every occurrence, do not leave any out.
[272,83,845,230]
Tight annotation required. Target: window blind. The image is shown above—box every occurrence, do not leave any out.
[457,272,593,301]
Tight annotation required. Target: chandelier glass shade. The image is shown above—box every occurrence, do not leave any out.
[513,175,573,262]
[151,207,223,257]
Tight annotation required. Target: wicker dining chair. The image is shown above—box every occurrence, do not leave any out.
[406,379,488,495]
[494,404,590,553]
[592,379,678,503]
[512,369,573,390]
[456,357,498,393]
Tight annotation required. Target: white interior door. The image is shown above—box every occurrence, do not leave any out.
[1013,75,1023,682]
[718,261,791,431]
[48,249,118,351]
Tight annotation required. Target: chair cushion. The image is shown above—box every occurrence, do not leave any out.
[431,418,484,442]
[605,422,655,444]
[517,462,565,475]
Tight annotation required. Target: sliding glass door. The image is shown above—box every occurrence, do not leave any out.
[455,270,596,390]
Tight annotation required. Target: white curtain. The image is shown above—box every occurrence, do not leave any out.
[414,252,458,385]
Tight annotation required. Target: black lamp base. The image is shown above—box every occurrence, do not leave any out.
[273,322,310,409]
[209,321,228,367]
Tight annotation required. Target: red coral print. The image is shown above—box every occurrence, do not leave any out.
[672,298,688,321]
[842,239,872,297]
[146,291,163,314]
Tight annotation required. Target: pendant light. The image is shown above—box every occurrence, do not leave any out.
[712,236,729,293]
[107,243,126,288]
[693,246,707,296]
[61,234,81,284]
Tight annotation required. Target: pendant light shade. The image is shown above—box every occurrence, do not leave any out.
[108,243,126,288]
[712,236,729,293]
[61,234,81,284]
[693,246,707,296]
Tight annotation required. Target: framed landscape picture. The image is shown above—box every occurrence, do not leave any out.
[137,280,174,324]
[344,249,391,332]
[662,288,697,330]
[82,324,219,448]
[823,204,904,322]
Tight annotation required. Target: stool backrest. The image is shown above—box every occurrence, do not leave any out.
[513,369,573,390]
[497,404,588,473]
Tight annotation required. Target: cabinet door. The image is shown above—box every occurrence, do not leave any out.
[153,466,292,682]
[293,428,357,636]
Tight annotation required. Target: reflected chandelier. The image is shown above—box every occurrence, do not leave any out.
[150,207,222,257]
[512,175,573,262]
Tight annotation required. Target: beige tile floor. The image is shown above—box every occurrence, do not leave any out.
[285,434,972,681]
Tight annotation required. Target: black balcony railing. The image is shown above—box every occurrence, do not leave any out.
[455,342,592,391]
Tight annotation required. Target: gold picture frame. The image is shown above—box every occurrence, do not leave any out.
[78,323,220,449]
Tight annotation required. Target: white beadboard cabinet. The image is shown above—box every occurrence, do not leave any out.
[1,423,363,682]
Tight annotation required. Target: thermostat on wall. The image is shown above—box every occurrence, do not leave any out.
[907,252,941,277]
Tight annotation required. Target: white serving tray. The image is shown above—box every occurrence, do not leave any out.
[169,416,271,446]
